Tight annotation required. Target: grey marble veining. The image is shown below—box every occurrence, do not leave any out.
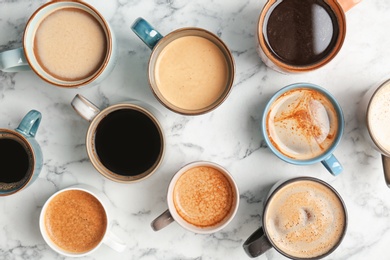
[1,0,390,259]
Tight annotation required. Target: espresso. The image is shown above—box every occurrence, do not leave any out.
[34,7,107,81]
[94,109,162,176]
[368,81,390,153]
[265,180,346,258]
[266,88,338,160]
[44,190,107,253]
[173,166,234,227]
[264,0,339,66]
[155,36,229,110]
[0,134,31,190]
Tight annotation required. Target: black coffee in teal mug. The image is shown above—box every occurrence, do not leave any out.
[0,110,43,196]
[131,17,235,115]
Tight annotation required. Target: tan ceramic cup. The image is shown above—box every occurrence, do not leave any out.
[257,0,362,73]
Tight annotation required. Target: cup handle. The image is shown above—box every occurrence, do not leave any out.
[16,110,42,137]
[381,155,390,188]
[151,209,175,231]
[337,0,362,12]
[321,154,343,176]
[131,17,164,50]
[71,94,101,122]
[103,231,127,252]
[0,48,30,72]
[243,227,273,258]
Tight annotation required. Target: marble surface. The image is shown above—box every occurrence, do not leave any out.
[0,0,390,259]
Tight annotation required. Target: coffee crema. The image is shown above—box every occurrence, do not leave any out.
[44,190,107,253]
[34,7,107,81]
[265,180,346,258]
[155,35,229,111]
[368,81,390,153]
[263,0,339,66]
[266,88,338,160]
[173,166,234,227]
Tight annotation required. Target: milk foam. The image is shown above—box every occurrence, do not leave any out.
[34,8,107,81]
[368,81,390,153]
[266,88,338,160]
[265,180,345,258]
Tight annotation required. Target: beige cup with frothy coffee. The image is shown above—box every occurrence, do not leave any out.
[151,161,239,234]
[39,184,126,257]
[243,177,347,259]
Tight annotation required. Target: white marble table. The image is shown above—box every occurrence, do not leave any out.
[0,0,389,259]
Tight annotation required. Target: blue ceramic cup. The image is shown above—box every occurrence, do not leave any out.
[131,17,235,115]
[261,83,344,175]
[0,110,43,196]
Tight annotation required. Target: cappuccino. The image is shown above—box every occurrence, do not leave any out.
[155,36,229,111]
[173,166,234,227]
[266,88,338,160]
[367,80,390,153]
[34,7,107,81]
[265,179,346,258]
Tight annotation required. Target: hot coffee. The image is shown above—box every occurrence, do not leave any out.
[44,190,107,253]
[34,7,107,81]
[94,108,162,176]
[155,35,229,111]
[263,0,339,66]
[173,166,234,227]
[264,179,346,258]
[266,88,338,160]
[0,134,32,190]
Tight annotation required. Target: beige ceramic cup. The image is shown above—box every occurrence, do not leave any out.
[0,0,117,88]
[257,0,362,73]
[132,17,235,115]
[151,161,239,234]
[358,78,390,187]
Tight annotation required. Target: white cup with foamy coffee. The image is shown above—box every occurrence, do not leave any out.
[0,0,117,88]
[39,184,126,257]
[358,78,390,187]
[243,176,348,259]
[151,161,239,234]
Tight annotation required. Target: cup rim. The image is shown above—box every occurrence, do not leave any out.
[39,185,109,257]
[366,78,390,156]
[148,27,235,115]
[0,129,35,196]
[257,0,346,73]
[23,0,113,88]
[86,103,165,183]
[166,161,240,234]
[262,176,348,260]
[261,82,344,165]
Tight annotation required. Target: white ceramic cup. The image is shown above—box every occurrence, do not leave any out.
[151,161,239,234]
[39,184,126,257]
[0,0,117,88]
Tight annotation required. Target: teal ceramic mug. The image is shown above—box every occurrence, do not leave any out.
[0,0,117,88]
[131,17,235,115]
[0,110,43,196]
[261,83,344,175]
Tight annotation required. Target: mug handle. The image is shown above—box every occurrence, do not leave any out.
[243,227,273,258]
[71,94,101,122]
[103,231,127,252]
[151,209,175,231]
[131,17,164,50]
[16,110,42,137]
[381,155,390,188]
[337,0,362,12]
[321,154,343,176]
[0,48,30,72]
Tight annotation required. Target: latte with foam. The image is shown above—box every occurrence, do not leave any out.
[265,179,346,258]
[266,88,338,160]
